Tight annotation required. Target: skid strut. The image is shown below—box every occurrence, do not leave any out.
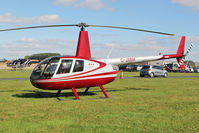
[72,88,80,100]
[56,90,62,97]
[99,85,109,98]
[83,87,90,95]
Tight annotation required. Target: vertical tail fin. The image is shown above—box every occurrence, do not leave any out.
[176,36,185,56]
[176,36,185,70]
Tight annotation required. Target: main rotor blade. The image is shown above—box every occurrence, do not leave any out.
[0,22,175,36]
[0,24,78,32]
[87,24,175,36]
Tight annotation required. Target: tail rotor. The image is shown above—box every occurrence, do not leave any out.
[177,43,194,70]
[184,43,194,56]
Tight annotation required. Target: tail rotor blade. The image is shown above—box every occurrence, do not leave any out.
[177,43,194,69]
[184,43,194,56]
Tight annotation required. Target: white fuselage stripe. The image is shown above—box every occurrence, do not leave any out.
[35,74,117,83]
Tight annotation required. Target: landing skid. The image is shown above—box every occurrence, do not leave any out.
[38,85,109,100]
[57,86,109,100]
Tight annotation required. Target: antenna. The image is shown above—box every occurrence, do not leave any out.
[107,46,114,59]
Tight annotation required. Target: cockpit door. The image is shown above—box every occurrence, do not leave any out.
[31,57,60,80]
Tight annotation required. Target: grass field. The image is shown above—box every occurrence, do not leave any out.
[0,70,199,133]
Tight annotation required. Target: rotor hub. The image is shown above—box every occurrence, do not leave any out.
[77,22,88,31]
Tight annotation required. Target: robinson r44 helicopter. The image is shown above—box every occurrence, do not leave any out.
[0,23,194,100]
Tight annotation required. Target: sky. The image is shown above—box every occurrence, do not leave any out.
[0,0,199,62]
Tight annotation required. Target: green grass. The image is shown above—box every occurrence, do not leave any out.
[0,69,32,78]
[118,71,199,77]
[0,71,199,132]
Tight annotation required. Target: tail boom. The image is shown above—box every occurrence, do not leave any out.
[99,36,186,69]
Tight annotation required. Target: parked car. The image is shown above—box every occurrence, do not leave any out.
[140,65,168,78]
[119,65,128,71]
[193,67,199,73]
[126,65,138,72]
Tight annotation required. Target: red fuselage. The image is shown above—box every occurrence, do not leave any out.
[30,56,118,90]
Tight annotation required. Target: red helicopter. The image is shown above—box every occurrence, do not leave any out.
[0,23,193,100]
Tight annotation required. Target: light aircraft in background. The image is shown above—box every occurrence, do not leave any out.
[0,23,194,100]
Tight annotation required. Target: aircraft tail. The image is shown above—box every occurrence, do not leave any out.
[176,36,185,56]
[176,36,185,70]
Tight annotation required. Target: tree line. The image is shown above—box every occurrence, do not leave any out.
[24,53,61,61]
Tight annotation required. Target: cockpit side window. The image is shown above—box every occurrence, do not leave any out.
[42,58,59,79]
[73,60,84,72]
[57,60,73,74]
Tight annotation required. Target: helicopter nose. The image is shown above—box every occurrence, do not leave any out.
[30,78,40,89]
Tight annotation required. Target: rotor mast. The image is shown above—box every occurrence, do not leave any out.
[76,23,91,59]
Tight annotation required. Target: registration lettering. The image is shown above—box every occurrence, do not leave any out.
[120,58,125,62]
[125,57,135,62]
[120,57,135,63]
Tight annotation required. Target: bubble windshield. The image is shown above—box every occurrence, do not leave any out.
[31,57,60,80]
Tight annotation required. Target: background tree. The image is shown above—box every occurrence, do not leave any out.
[184,60,195,67]
[27,53,61,61]
[0,58,8,62]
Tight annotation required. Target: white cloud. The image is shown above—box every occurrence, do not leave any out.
[104,43,117,48]
[53,0,114,11]
[1,36,199,61]
[0,38,76,59]
[1,36,166,59]
[93,35,199,59]
[121,37,169,56]
[0,13,61,24]
[91,37,170,58]
[92,35,199,62]
[171,0,199,11]
[75,0,104,10]
[186,35,199,43]
[54,0,78,6]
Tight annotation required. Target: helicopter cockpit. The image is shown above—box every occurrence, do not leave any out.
[31,56,60,80]
[30,56,85,80]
